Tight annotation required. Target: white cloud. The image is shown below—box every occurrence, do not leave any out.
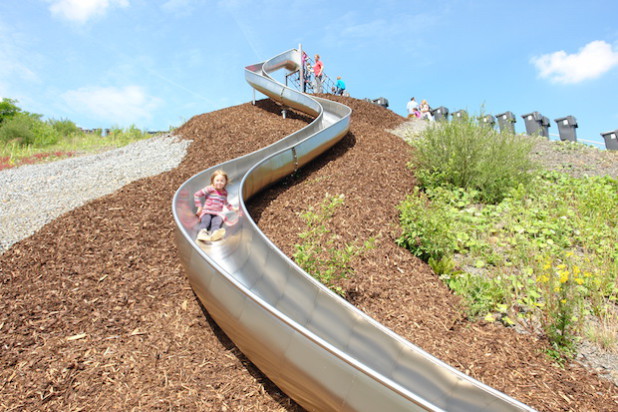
[61,85,162,124]
[46,0,129,24]
[531,40,618,84]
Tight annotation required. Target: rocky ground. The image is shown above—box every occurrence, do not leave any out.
[1,97,617,411]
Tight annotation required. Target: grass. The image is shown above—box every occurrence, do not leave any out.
[1,124,163,170]
[0,99,168,170]
[398,113,618,357]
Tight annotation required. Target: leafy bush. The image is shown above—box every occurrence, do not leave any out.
[409,114,538,203]
[397,167,618,354]
[0,113,61,147]
[33,119,61,146]
[440,271,505,317]
[107,125,149,144]
[397,186,458,262]
[0,98,22,124]
[49,118,80,137]
[0,113,38,145]
[294,194,374,296]
[0,97,158,168]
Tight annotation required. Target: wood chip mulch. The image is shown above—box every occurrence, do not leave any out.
[1,97,616,411]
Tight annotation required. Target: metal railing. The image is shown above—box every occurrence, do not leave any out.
[286,51,338,95]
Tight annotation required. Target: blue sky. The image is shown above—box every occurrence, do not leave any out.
[2,1,618,147]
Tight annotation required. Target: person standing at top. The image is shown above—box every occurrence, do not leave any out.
[406,97,420,119]
[313,54,324,93]
[301,51,312,93]
[335,76,346,95]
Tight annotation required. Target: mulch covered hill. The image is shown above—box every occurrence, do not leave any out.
[1,97,616,411]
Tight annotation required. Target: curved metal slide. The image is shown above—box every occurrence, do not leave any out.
[172,49,535,411]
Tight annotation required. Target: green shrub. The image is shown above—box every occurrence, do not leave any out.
[0,97,159,165]
[0,113,60,147]
[294,194,375,296]
[0,98,22,124]
[32,119,61,146]
[397,167,618,354]
[409,114,538,203]
[0,113,37,145]
[49,118,80,137]
[0,112,62,147]
[440,271,505,317]
[103,125,151,146]
[396,186,458,262]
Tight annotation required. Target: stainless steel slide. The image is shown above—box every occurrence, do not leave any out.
[172,48,535,411]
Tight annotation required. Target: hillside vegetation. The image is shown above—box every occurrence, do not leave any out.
[395,116,618,361]
[0,97,157,170]
[1,97,616,411]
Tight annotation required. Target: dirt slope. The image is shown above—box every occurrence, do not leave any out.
[1,97,616,411]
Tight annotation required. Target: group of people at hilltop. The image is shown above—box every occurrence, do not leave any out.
[299,51,440,121]
[406,97,434,121]
[301,51,347,96]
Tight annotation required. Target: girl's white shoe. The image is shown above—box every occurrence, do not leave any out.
[209,228,226,242]
[197,229,211,242]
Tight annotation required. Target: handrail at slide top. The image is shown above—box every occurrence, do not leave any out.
[172,48,536,411]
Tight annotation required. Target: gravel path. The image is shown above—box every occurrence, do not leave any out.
[0,134,190,254]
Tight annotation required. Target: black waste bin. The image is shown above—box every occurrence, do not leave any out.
[600,130,618,151]
[451,109,468,121]
[496,111,516,134]
[480,114,496,129]
[522,111,550,138]
[554,116,578,142]
[431,106,449,121]
[372,97,389,108]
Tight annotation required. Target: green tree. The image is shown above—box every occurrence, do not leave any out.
[0,98,22,124]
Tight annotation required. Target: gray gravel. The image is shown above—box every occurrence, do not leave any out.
[0,133,190,255]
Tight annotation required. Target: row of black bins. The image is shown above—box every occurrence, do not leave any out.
[429,107,617,150]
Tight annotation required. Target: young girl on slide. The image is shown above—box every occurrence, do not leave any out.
[194,169,238,242]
